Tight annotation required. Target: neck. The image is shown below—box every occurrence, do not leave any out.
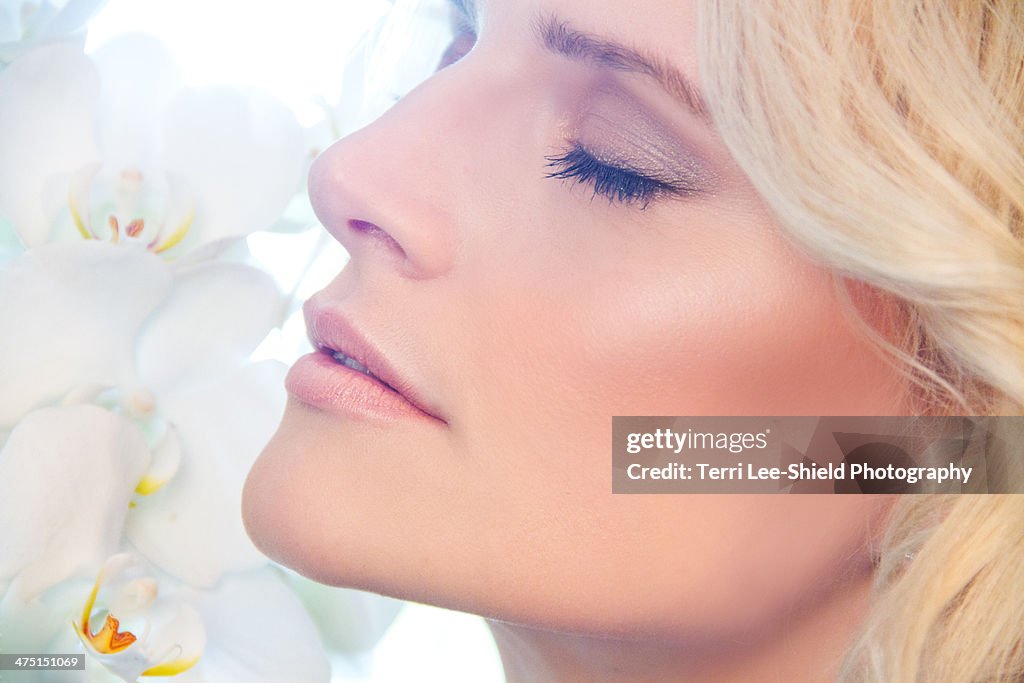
[487,569,874,683]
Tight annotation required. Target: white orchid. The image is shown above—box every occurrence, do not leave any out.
[0,0,107,65]
[172,567,332,683]
[0,13,401,683]
[0,404,149,602]
[0,34,306,255]
[0,406,201,681]
[0,240,285,582]
[0,244,331,681]
[70,555,333,683]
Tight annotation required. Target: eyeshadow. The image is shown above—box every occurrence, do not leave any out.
[573,84,720,192]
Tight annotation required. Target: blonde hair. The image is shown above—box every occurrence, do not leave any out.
[696,1,1024,680]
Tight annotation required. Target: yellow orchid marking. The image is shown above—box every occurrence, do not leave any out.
[134,475,167,496]
[152,210,194,254]
[68,193,93,240]
[77,573,137,654]
[141,654,202,676]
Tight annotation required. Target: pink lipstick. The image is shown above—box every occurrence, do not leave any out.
[285,301,446,425]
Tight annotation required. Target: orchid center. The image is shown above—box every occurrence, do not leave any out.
[68,167,193,254]
[74,559,203,679]
[77,570,138,655]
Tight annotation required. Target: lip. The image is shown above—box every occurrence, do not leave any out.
[285,301,447,425]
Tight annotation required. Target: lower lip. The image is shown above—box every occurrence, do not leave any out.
[286,352,441,424]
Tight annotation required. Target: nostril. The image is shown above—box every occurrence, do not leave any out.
[349,219,407,259]
[349,219,386,237]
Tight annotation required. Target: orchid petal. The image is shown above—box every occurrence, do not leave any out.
[135,424,181,495]
[0,41,99,245]
[36,0,109,39]
[283,572,405,654]
[161,87,306,247]
[65,161,102,238]
[0,241,172,426]
[167,233,247,268]
[89,33,182,174]
[135,260,282,394]
[174,568,330,683]
[125,361,286,587]
[0,5,86,66]
[259,191,319,235]
[0,209,23,264]
[0,4,17,45]
[0,405,150,599]
[0,576,87,655]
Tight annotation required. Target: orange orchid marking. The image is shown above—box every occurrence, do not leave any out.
[87,614,137,653]
[108,216,120,244]
[126,219,145,238]
[77,570,137,654]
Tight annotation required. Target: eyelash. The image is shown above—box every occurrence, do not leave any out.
[545,145,686,209]
[439,9,694,210]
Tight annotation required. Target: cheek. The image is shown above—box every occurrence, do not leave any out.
[537,219,903,420]
[435,210,901,634]
[576,262,871,414]
[455,202,909,474]
[465,206,905,458]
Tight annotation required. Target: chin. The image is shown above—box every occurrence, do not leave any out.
[241,417,315,577]
[240,399,455,599]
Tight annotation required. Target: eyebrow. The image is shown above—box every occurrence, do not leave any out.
[445,2,712,124]
[535,14,712,124]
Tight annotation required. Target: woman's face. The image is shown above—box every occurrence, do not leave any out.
[244,0,907,642]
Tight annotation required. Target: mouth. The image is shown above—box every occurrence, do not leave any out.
[291,301,447,425]
[326,347,397,391]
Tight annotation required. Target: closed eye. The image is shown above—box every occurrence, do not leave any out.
[545,144,696,209]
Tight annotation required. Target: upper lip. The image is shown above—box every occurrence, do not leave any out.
[302,298,447,424]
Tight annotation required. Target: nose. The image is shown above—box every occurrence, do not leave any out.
[308,79,461,280]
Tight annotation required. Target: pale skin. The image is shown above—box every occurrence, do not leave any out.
[242,0,911,681]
